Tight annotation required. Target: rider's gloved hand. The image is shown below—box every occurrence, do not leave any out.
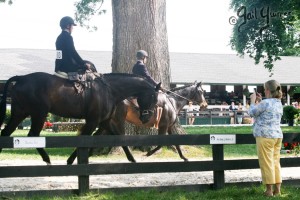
[160,86,166,92]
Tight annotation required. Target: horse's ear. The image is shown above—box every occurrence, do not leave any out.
[196,81,202,88]
[194,80,197,85]
[155,82,161,91]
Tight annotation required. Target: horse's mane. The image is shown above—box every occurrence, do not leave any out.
[169,83,193,92]
[95,73,153,87]
[102,73,141,78]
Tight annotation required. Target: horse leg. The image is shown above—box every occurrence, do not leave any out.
[145,145,162,157]
[88,127,103,157]
[145,127,167,158]
[91,126,136,163]
[100,118,137,163]
[168,127,188,162]
[174,145,188,162]
[67,149,78,165]
[0,112,27,152]
[29,114,51,164]
[88,126,113,158]
[122,146,136,163]
[67,121,98,165]
[111,111,137,163]
[145,125,188,162]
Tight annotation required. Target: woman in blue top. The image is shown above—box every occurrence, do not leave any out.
[249,80,283,197]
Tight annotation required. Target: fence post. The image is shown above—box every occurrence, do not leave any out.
[212,144,225,189]
[184,109,188,125]
[77,147,89,195]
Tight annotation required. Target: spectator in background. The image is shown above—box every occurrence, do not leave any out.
[222,101,228,106]
[249,80,283,197]
[236,103,244,124]
[220,101,228,116]
[187,101,195,125]
[229,102,237,111]
[229,102,237,124]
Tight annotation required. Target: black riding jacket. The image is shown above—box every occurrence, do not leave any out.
[55,31,85,73]
[132,61,157,86]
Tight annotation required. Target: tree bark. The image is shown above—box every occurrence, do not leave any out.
[111,0,170,88]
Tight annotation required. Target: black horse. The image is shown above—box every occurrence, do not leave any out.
[0,72,160,164]
[90,82,207,162]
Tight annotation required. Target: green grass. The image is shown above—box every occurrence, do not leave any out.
[184,125,300,134]
[12,185,300,200]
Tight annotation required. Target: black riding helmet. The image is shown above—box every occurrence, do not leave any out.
[60,16,77,29]
[136,50,149,59]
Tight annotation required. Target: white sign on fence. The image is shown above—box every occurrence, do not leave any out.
[13,137,46,148]
[210,134,236,144]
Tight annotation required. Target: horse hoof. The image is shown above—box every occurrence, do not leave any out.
[183,159,189,162]
[145,152,152,157]
[67,161,73,165]
[44,160,51,165]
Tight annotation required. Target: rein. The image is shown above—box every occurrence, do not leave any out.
[164,88,200,105]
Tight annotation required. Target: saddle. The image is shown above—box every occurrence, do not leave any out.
[125,99,163,129]
[55,70,102,93]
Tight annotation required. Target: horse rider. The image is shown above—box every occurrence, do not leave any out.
[132,50,163,128]
[132,50,158,86]
[55,16,91,75]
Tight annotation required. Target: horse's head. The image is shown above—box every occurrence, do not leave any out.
[192,81,208,110]
[136,83,160,124]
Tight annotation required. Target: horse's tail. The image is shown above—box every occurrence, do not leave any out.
[0,76,19,127]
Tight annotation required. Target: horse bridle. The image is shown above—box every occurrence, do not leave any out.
[142,85,202,116]
[141,107,155,116]
[164,86,202,106]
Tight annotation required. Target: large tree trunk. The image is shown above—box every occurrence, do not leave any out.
[111,0,170,88]
[111,0,170,138]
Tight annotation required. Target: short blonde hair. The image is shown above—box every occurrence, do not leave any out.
[264,80,282,99]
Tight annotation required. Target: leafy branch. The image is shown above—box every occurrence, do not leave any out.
[229,0,300,75]
[0,0,13,5]
[74,0,106,31]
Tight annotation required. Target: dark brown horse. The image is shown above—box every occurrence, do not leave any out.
[91,82,207,162]
[0,72,160,164]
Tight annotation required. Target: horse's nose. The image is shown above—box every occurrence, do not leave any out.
[199,101,208,110]
[140,110,153,124]
[140,115,151,124]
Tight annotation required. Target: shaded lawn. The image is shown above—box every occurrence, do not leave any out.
[17,185,300,200]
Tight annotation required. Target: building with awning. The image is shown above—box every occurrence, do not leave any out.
[1,48,299,105]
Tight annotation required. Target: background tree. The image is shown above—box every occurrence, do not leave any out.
[75,0,170,87]
[230,0,300,74]
[75,0,183,155]
[0,0,12,4]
